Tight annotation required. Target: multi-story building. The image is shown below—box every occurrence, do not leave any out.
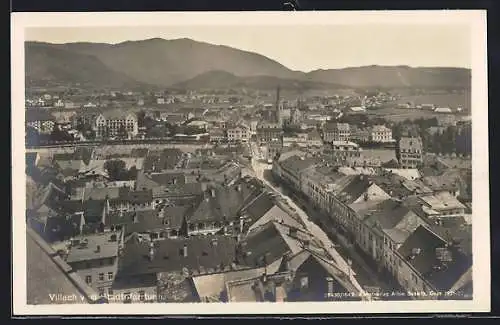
[350,127,371,143]
[256,123,283,143]
[227,125,251,142]
[323,123,351,142]
[397,137,423,169]
[370,125,394,143]
[64,231,123,298]
[326,141,362,162]
[93,111,139,139]
[394,225,472,299]
[26,109,56,135]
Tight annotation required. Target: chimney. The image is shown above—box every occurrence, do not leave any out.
[239,218,244,233]
[183,244,188,257]
[133,213,139,223]
[326,277,334,297]
[211,188,216,197]
[236,184,242,192]
[303,240,310,249]
[261,271,268,284]
[173,177,177,185]
[289,227,297,237]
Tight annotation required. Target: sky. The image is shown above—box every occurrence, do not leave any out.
[25,24,471,72]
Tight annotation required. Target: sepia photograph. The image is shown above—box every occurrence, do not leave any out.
[11,11,490,315]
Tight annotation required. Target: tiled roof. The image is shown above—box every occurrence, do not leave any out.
[189,182,259,223]
[419,192,466,211]
[280,155,318,175]
[337,175,372,204]
[65,232,120,264]
[237,222,292,268]
[248,205,304,233]
[191,262,282,301]
[152,183,204,198]
[117,235,237,277]
[397,225,472,292]
[240,193,276,223]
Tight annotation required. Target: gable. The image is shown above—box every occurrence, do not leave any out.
[352,183,390,204]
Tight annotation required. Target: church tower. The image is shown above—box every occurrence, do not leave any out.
[275,85,283,126]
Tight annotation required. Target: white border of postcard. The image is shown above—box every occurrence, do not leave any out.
[11,10,490,315]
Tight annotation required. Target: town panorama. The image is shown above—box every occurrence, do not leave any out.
[25,37,473,305]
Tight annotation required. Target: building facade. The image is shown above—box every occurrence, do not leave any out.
[93,111,139,139]
[397,137,423,169]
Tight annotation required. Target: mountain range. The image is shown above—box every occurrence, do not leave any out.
[25,38,471,90]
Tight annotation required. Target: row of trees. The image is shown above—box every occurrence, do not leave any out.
[103,159,138,181]
[392,117,472,156]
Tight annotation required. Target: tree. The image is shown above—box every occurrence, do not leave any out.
[137,110,146,127]
[128,166,138,179]
[118,124,128,139]
[26,126,40,146]
[50,125,74,142]
[104,159,127,181]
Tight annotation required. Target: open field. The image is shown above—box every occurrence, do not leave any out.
[395,93,470,110]
[354,107,468,123]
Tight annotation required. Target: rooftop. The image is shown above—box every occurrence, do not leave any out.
[399,137,423,150]
[100,109,136,120]
[419,192,466,211]
[117,235,237,277]
[324,122,350,132]
[279,155,318,175]
[65,231,121,264]
[397,225,472,292]
[189,181,261,223]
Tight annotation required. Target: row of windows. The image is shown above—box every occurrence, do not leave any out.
[85,272,113,285]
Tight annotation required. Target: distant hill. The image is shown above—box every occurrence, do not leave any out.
[171,70,342,91]
[304,65,471,89]
[37,38,299,87]
[25,39,471,90]
[25,42,153,90]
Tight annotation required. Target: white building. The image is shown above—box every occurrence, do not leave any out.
[93,111,139,139]
[370,125,393,143]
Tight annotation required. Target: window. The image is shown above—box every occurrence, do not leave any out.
[98,288,105,297]
[108,272,113,280]
[99,273,104,281]
[139,291,145,301]
[85,275,92,284]
[108,288,113,296]
[300,276,309,289]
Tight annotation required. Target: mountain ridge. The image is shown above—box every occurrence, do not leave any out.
[25,38,471,90]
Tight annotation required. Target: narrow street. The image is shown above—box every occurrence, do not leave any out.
[246,153,369,298]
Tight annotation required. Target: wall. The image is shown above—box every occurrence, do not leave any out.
[71,256,118,298]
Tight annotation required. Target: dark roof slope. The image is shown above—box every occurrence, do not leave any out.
[189,182,260,223]
[397,225,472,292]
[363,199,412,230]
[240,193,276,223]
[117,235,237,276]
[237,222,290,267]
[338,175,372,204]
